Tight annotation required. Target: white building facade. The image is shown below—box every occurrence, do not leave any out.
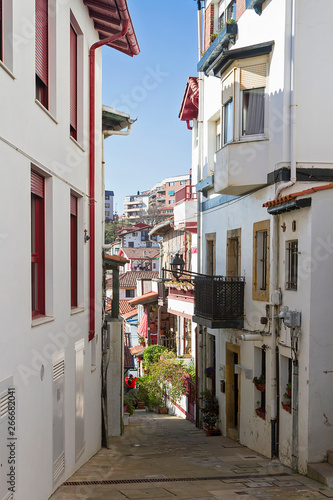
[191,0,333,478]
[0,1,138,499]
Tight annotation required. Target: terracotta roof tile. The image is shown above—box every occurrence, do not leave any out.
[129,291,158,306]
[263,183,333,208]
[124,345,134,369]
[106,271,159,288]
[119,247,159,260]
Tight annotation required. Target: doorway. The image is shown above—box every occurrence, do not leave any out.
[226,343,240,440]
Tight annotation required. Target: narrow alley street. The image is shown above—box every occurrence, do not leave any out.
[50,411,333,500]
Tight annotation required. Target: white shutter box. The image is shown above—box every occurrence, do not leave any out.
[240,63,266,90]
[222,71,234,105]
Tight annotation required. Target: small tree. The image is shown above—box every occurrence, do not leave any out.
[143,345,167,368]
[147,351,187,408]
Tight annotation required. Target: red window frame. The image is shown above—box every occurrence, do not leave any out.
[35,0,48,108]
[70,194,78,308]
[70,24,78,140]
[31,171,45,318]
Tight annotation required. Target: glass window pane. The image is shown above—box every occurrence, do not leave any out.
[242,88,265,136]
[224,100,233,144]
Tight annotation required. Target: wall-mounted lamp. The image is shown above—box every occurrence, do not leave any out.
[170,253,185,280]
[84,229,90,243]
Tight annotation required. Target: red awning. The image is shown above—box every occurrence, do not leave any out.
[83,0,140,56]
[137,311,148,338]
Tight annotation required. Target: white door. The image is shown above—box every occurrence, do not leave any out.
[52,353,65,485]
[75,339,85,461]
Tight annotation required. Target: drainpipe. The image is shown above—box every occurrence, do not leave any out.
[271,214,280,458]
[89,20,129,341]
[275,0,297,199]
[103,120,136,139]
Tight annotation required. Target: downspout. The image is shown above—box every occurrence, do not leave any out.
[89,20,129,341]
[271,214,280,458]
[275,0,297,199]
[103,120,136,139]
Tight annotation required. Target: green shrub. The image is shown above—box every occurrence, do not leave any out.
[143,345,167,367]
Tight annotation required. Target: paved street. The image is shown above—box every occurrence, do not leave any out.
[50,411,333,500]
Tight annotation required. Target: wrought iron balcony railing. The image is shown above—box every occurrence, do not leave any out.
[193,275,245,329]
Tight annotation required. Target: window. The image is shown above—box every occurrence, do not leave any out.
[126,289,135,298]
[226,228,241,277]
[105,203,110,208]
[141,230,149,241]
[227,0,236,21]
[253,220,270,301]
[215,119,221,151]
[286,240,298,290]
[169,182,175,187]
[0,0,14,72]
[70,194,78,308]
[35,0,49,108]
[242,88,265,136]
[254,346,266,418]
[221,58,268,144]
[168,200,175,205]
[128,241,134,248]
[180,180,187,185]
[206,233,216,276]
[223,100,233,144]
[70,23,78,139]
[31,171,45,317]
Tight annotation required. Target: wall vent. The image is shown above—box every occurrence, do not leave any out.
[0,391,9,419]
[53,359,65,381]
[53,451,65,483]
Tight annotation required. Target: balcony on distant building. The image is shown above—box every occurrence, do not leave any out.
[246,0,266,15]
[173,185,197,232]
[193,275,245,329]
[198,22,238,75]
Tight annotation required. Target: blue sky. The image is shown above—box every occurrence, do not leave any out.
[102,0,199,215]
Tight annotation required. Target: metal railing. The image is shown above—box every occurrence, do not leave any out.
[175,185,197,205]
[194,275,245,321]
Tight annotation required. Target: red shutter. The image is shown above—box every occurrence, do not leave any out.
[35,0,48,85]
[70,24,77,133]
[31,170,44,198]
[70,194,77,216]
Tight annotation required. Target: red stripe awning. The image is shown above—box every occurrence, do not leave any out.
[137,311,148,338]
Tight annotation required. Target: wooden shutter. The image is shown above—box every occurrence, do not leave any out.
[222,71,234,105]
[240,64,266,90]
[35,0,48,85]
[70,24,77,133]
[31,170,44,198]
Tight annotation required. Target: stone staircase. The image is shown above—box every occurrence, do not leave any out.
[308,450,333,488]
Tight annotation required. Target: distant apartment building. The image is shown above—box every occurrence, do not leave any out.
[124,175,191,223]
[124,191,149,221]
[105,190,114,221]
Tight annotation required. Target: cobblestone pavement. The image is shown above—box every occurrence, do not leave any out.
[50,411,333,500]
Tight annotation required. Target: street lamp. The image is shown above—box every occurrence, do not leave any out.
[170,253,185,280]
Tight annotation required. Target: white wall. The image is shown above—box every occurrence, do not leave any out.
[0,1,104,498]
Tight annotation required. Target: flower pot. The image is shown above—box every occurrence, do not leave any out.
[203,427,221,437]
[286,388,292,397]
[255,408,266,420]
[255,383,265,392]
[282,401,292,413]
[158,407,169,414]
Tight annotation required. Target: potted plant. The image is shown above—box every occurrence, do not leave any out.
[255,401,266,420]
[205,366,215,380]
[281,384,292,413]
[138,335,145,346]
[253,374,265,392]
[200,390,221,436]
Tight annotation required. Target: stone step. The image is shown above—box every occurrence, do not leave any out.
[307,462,333,488]
[328,450,333,466]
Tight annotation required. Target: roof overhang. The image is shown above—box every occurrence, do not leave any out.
[179,77,199,122]
[206,40,275,77]
[129,291,158,306]
[102,105,135,132]
[149,218,174,237]
[104,253,129,270]
[266,198,312,215]
[83,0,140,57]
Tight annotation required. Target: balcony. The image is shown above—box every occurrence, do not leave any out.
[193,276,245,329]
[214,140,269,195]
[149,192,156,199]
[246,0,266,15]
[156,196,165,203]
[175,185,197,205]
[197,22,238,75]
[174,186,197,232]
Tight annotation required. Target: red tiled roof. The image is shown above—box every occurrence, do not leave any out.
[263,183,333,208]
[106,271,159,288]
[122,308,138,319]
[84,0,140,57]
[119,247,160,260]
[129,345,145,356]
[104,254,129,264]
[179,77,199,122]
[129,291,158,307]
